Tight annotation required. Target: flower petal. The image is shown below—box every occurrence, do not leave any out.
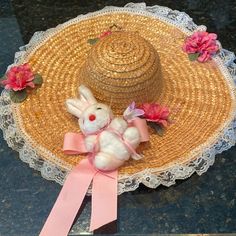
[27,82,35,88]
[198,51,210,62]
[132,108,145,117]
[5,84,11,90]
[129,101,135,110]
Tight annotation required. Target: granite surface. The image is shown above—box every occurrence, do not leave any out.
[0,0,236,235]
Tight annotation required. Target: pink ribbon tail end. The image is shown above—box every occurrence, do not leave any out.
[39,158,118,235]
[39,159,96,236]
[90,170,118,231]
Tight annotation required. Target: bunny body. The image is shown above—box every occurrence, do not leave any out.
[86,117,140,170]
[66,85,141,171]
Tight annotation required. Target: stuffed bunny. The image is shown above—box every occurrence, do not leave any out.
[66,85,141,171]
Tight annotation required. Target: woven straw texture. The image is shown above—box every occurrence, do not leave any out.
[80,31,163,112]
[14,13,234,176]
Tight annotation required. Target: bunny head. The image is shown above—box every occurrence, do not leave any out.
[66,85,113,135]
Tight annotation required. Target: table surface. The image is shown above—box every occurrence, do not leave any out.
[0,0,236,235]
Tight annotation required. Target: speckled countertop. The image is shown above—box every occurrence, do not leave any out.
[0,0,236,235]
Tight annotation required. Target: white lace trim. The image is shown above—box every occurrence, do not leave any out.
[0,2,236,195]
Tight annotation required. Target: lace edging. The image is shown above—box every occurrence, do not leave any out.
[0,2,236,195]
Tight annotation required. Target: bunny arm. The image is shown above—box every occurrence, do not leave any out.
[109,117,128,134]
[123,126,140,149]
[84,135,97,152]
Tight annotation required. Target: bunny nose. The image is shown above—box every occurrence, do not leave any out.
[89,114,96,121]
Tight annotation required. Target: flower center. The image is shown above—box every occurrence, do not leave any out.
[16,72,23,81]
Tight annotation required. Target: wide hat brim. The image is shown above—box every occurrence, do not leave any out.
[3,4,236,194]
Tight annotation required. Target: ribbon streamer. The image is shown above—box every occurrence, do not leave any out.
[39,159,117,236]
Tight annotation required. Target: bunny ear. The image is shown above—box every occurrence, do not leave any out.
[79,85,97,104]
[65,99,82,118]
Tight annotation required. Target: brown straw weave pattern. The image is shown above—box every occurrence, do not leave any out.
[14,13,234,176]
[80,31,163,112]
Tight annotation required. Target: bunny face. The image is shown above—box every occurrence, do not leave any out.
[79,103,113,135]
[66,85,114,134]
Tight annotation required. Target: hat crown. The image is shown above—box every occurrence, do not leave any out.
[80,31,163,112]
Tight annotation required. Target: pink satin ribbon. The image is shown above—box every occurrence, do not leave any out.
[39,159,117,236]
[132,118,149,142]
[63,132,87,154]
[40,117,149,235]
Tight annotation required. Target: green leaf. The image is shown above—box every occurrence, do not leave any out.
[188,53,200,61]
[154,125,164,136]
[10,89,28,103]
[0,75,6,81]
[147,121,165,136]
[0,75,6,88]
[33,74,43,85]
[87,38,99,45]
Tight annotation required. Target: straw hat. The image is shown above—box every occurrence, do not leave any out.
[2,3,236,193]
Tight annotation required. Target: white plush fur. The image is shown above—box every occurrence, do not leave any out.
[66,85,141,171]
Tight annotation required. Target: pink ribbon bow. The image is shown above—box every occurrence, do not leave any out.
[39,118,149,235]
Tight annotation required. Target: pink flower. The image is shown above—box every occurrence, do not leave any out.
[183,31,219,62]
[140,103,170,127]
[99,30,112,39]
[1,63,35,91]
